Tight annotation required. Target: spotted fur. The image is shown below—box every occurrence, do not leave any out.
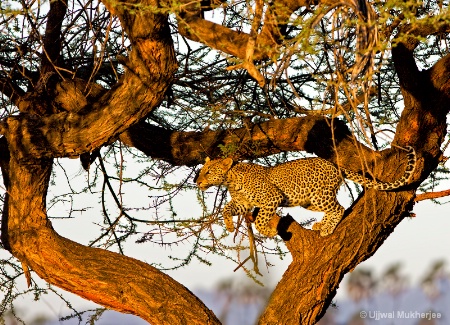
[196,146,416,237]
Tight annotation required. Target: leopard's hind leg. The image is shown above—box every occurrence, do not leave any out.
[310,187,345,236]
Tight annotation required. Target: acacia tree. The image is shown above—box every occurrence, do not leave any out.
[0,0,449,323]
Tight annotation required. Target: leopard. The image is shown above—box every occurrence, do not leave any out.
[195,146,416,237]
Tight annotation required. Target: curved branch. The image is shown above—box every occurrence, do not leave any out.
[0,0,178,161]
[178,15,267,60]
[1,157,220,324]
[119,116,381,170]
[393,53,450,156]
[392,16,450,94]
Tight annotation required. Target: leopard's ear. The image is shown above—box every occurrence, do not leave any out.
[222,158,233,170]
[205,157,210,163]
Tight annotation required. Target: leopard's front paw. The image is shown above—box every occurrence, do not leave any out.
[258,226,278,237]
[312,222,332,236]
[224,217,235,233]
[255,215,279,237]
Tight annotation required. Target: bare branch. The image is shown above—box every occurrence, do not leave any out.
[292,86,378,115]
[41,0,68,74]
[414,189,450,202]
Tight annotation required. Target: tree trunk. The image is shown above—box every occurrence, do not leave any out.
[257,50,450,325]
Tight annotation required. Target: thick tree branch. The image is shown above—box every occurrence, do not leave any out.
[392,42,421,101]
[119,116,385,171]
[15,78,106,114]
[1,156,220,324]
[41,0,68,74]
[392,16,450,94]
[178,15,270,60]
[176,0,312,60]
[177,0,377,70]
[393,53,450,156]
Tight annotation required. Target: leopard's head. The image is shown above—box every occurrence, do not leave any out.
[195,157,233,191]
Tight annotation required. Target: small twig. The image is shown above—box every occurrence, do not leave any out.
[233,256,251,272]
[414,189,450,202]
[247,217,262,276]
[233,212,262,275]
[226,0,265,87]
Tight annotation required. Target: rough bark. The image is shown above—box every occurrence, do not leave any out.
[41,0,67,74]
[1,0,450,324]
[119,116,378,168]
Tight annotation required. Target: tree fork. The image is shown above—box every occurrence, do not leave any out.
[259,182,416,324]
[257,45,450,325]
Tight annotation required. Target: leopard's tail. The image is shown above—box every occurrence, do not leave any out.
[342,146,416,191]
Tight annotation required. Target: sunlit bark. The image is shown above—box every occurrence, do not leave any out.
[1,0,450,323]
